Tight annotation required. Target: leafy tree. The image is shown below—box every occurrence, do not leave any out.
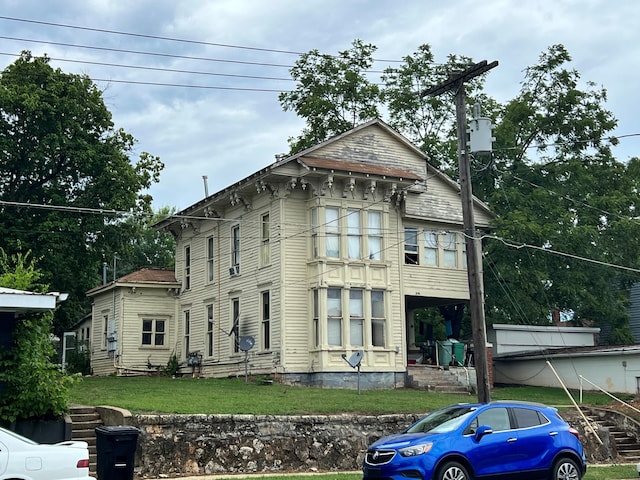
[107,206,176,278]
[484,45,640,342]
[0,51,164,334]
[0,248,77,423]
[382,45,494,173]
[279,39,382,154]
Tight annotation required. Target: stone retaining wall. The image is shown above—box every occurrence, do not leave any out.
[132,413,421,478]
[129,410,614,478]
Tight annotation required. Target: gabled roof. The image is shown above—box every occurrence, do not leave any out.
[86,267,179,296]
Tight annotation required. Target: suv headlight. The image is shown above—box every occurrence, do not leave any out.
[399,443,433,457]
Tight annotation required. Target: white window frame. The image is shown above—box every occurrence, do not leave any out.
[261,290,271,351]
[184,245,191,290]
[404,227,419,264]
[231,297,240,353]
[371,290,386,347]
[346,209,361,260]
[261,213,271,266]
[349,289,364,347]
[231,224,240,271]
[325,207,340,258]
[183,310,190,357]
[207,236,215,283]
[327,288,342,346]
[206,303,214,358]
[367,211,382,260]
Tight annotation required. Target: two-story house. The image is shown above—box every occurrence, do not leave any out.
[88,119,492,387]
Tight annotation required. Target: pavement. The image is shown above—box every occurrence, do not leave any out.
[144,471,361,480]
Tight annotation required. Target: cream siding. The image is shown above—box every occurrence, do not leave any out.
[171,193,283,378]
[89,283,177,375]
[280,191,313,373]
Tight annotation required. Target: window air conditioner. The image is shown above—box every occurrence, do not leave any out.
[229,265,240,276]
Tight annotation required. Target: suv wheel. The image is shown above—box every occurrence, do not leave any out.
[552,457,581,480]
[437,461,469,480]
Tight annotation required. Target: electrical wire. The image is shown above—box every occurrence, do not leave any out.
[0,15,406,63]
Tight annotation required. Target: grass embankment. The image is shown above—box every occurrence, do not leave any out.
[70,376,623,415]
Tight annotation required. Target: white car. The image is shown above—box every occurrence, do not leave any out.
[0,426,94,480]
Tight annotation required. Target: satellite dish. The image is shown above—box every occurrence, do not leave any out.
[345,350,363,368]
[239,335,255,352]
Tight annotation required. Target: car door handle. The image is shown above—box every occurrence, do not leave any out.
[549,431,558,436]
[507,437,517,443]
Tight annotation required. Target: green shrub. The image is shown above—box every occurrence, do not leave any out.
[0,248,78,423]
[164,352,180,377]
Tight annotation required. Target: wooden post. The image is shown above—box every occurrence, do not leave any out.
[421,61,498,403]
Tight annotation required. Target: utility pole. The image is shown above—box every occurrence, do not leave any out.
[421,60,498,403]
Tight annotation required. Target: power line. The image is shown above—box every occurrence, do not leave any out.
[91,77,288,93]
[0,52,295,82]
[0,36,294,69]
[483,233,640,274]
[0,15,405,64]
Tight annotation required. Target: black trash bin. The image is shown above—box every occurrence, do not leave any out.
[95,425,140,480]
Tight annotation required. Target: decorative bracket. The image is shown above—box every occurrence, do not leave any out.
[230,191,251,210]
[343,177,356,198]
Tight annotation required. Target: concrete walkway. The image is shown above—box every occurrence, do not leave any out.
[146,472,361,480]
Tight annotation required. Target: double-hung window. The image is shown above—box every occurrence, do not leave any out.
[367,211,382,260]
[325,207,340,258]
[442,232,458,268]
[349,289,364,346]
[371,290,386,347]
[231,225,240,273]
[206,304,214,357]
[261,291,271,350]
[346,209,361,259]
[313,289,319,347]
[424,230,438,266]
[231,298,240,353]
[207,236,215,282]
[261,213,270,266]
[311,208,319,257]
[183,310,190,356]
[327,288,342,346]
[102,314,108,348]
[184,245,191,289]
[404,227,419,264]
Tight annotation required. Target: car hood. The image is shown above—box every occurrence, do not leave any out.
[370,431,440,449]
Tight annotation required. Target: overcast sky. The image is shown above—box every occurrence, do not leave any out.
[1,0,638,211]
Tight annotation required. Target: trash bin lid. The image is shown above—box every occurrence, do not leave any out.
[95,425,140,436]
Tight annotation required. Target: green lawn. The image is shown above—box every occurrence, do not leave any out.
[70,375,625,415]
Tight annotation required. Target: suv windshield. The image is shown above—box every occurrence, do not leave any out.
[406,406,477,434]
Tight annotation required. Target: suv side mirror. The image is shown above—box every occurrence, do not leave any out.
[475,424,493,441]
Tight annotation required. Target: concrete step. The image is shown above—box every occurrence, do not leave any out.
[407,365,472,394]
[69,405,102,477]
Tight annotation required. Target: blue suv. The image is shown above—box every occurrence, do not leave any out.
[363,401,586,480]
